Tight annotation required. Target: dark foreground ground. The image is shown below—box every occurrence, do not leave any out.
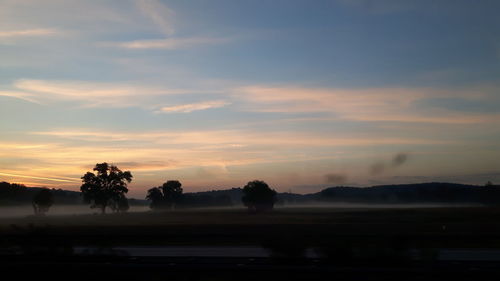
[2,206,500,280]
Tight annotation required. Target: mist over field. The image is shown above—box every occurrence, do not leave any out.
[0,202,481,219]
[0,205,150,219]
[276,202,480,209]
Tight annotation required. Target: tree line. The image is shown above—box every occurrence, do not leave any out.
[0,181,81,209]
[80,163,277,215]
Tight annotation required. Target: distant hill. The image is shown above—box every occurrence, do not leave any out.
[0,181,82,206]
[179,182,500,206]
[184,182,500,206]
[317,182,500,205]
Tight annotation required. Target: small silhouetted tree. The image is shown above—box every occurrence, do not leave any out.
[32,189,54,215]
[146,180,183,210]
[146,187,164,209]
[80,163,132,214]
[242,180,277,212]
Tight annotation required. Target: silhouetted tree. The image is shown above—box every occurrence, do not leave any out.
[162,180,183,206]
[146,180,183,210]
[242,180,277,212]
[32,189,54,215]
[146,187,164,209]
[80,163,132,214]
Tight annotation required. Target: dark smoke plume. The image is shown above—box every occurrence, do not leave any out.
[392,153,408,166]
[370,152,410,175]
[324,173,347,184]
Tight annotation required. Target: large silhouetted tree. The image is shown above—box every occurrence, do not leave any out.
[242,180,277,212]
[32,189,54,215]
[80,163,132,214]
[146,180,183,210]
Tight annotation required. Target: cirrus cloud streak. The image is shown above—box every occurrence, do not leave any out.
[159,100,230,113]
[0,28,59,38]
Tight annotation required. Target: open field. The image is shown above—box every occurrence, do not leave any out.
[2,206,500,250]
[3,206,500,280]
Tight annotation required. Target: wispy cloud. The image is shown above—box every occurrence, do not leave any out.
[14,79,169,98]
[32,129,451,148]
[338,0,419,14]
[11,79,193,107]
[0,91,41,104]
[0,28,59,38]
[0,172,79,183]
[236,86,426,112]
[109,37,229,49]
[9,79,500,123]
[135,0,175,36]
[159,100,230,113]
[235,86,500,124]
[101,0,229,50]
[113,161,176,171]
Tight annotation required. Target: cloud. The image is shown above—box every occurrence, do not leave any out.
[107,37,229,50]
[0,172,79,183]
[32,129,448,147]
[159,100,230,113]
[337,0,419,14]
[0,28,59,38]
[95,1,227,51]
[112,161,176,171]
[236,86,421,115]
[15,79,171,97]
[235,86,500,124]
[195,166,230,179]
[0,91,41,104]
[11,79,194,107]
[135,0,175,36]
[0,1,162,39]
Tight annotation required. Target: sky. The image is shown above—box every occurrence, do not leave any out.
[1,0,499,198]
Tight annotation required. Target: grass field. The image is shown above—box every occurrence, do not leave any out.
[2,206,500,280]
[2,206,500,252]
